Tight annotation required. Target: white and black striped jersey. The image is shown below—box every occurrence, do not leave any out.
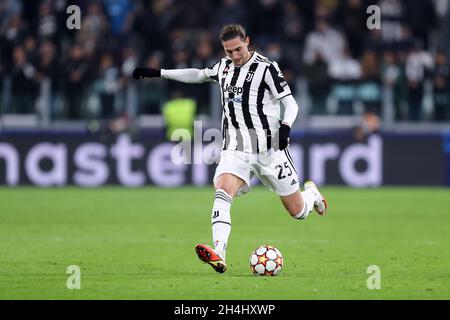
[203,52,292,153]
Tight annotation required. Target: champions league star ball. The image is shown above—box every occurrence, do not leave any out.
[249,245,283,276]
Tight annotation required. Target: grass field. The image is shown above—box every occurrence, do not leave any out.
[1,186,449,300]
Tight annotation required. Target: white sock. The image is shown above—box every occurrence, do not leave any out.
[211,189,233,259]
[294,190,315,220]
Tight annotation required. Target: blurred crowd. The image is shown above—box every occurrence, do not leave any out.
[0,0,449,123]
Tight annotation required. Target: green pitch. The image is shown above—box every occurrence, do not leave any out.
[1,186,449,300]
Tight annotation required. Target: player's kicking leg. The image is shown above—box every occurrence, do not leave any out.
[280,180,328,220]
[256,148,328,220]
[304,180,328,215]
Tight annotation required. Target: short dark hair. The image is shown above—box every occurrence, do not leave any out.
[219,24,246,42]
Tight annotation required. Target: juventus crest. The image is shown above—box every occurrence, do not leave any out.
[245,70,255,82]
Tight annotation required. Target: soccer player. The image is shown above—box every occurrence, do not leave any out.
[133,24,328,273]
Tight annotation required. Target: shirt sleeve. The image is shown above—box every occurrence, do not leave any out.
[202,59,222,83]
[280,94,299,127]
[161,68,210,83]
[265,61,292,100]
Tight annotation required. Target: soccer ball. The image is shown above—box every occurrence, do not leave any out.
[249,245,283,276]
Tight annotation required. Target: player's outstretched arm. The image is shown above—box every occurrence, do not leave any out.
[132,67,161,79]
[132,67,211,84]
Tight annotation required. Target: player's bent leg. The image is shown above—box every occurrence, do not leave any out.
[304,180,328,215]
[280,182,323,220]
[280,190,310,220]
[256,148,317,220]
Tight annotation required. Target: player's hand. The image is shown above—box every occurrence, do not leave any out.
[132,67,161,79]
[277,123,291,151]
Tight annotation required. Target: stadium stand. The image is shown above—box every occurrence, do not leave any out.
[0,0,449,130]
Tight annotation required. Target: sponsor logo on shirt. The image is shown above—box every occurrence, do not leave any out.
[224,84,243,95]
